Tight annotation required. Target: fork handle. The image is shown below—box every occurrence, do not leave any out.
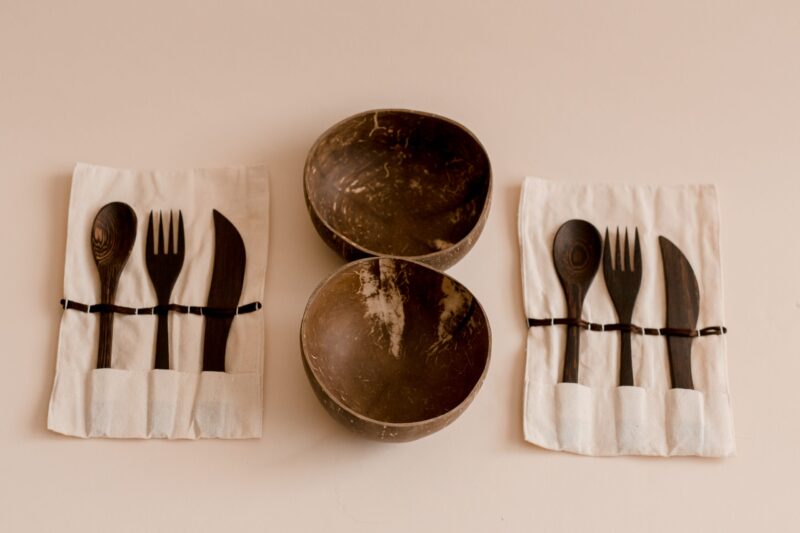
[154,313,170,370]
[619,331,634,386]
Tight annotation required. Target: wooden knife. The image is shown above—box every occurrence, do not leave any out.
[658,236,700,389]
[202,210,246,372]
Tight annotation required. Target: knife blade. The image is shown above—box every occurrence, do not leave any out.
[202,210,246,372]
[658,236,700,389]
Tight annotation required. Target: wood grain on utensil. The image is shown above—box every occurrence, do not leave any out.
[603,227,642,386]
[91,202,137,369]
[553,219,602,383]
[202,210,246,373]
[145,211,185,370]
[659,236,700,390]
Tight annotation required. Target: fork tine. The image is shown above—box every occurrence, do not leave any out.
[603,227,611,273]
[624,228,631,272]
[614,227,621,271]
[633,227,642,273]
[158,211,165,254]
[167,211,174,255]
[177,211,185,258]
[146,211,154,256]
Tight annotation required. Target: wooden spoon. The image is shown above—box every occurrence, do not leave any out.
[91,202,137,368]
[553,219,602,383]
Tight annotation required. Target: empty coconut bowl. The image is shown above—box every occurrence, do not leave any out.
[304,109,492,270]
[300,257,491,441]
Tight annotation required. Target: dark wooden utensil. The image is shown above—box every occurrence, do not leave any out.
[553,219,602,383]
[304,109,492,270]
[91,202,137,369]
[145,211,185,370]
[659,236,700,389]
[202,210,246,372]
[300,257,490,442]
[603,227,642,386]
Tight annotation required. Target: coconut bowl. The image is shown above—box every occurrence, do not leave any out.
[304,109,491,270]
[300,257,491,441]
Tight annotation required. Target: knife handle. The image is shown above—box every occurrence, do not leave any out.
[202,316,234,372]
[667,337,694,389]
[562,324,580,383]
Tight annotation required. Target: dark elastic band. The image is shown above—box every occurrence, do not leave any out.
[527,317,727,338]
[60,299,262,317]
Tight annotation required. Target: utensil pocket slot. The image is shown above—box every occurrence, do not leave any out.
[614,386,647,454]
[88,368,147,437]
[666,388,705,455]
[555,382,594,454]
[193,371,261,438]
[702,391,736,457]
[147,370,196,438]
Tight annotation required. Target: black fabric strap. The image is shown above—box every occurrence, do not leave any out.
[60,299,262,317]
[527,317,727,338]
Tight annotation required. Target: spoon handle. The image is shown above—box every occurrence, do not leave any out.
[562,324,580,382]
[97,312,114,368]
[97,271,119,369]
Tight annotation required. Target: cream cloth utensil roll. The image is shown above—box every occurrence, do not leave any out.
[518,177,735,457]
[48,163,269,439]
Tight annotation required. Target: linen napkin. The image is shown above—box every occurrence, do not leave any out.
[48,163,269,439]
[518,177,735,456]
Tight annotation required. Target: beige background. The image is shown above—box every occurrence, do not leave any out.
[1,1,798,531]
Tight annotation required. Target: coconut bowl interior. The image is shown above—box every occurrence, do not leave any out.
[300,258,490,437]
[304,109,491,268]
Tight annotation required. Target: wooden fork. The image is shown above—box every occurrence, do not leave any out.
[145,211,185,370]
[603,227,642,386]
